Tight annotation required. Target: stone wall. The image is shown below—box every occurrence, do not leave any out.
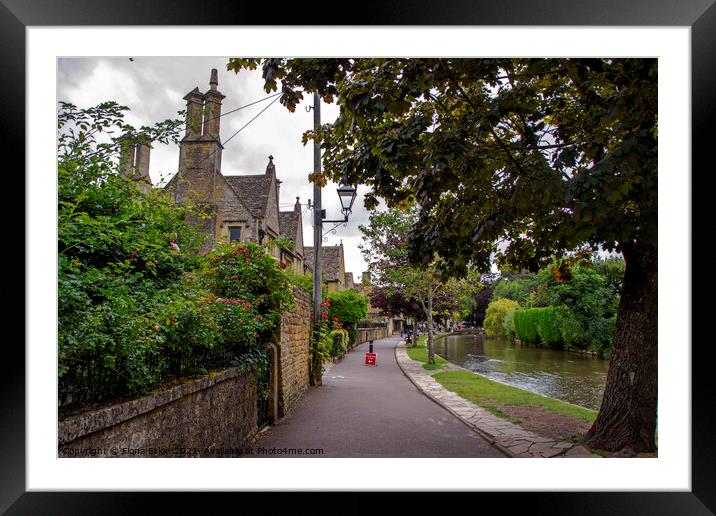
[58,368,257,458]
[277,287,311,417]
[356,326,391,344]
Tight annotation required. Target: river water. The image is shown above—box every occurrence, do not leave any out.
[433,333,609,411]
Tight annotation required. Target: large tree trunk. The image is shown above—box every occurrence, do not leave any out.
[427,291,435,364]
[585,240,658,452]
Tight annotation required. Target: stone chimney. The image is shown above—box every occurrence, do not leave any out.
[135,143,151,178]
[183,87,204,139]
[119,139,152,192]
[202,68,225,140]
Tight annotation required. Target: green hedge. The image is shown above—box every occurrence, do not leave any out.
[513,309,539,343]
[59,241,294,409]
[513,307,562,348]
[535,307,562,347]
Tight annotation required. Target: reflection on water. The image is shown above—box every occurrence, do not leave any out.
[434,334,609,410]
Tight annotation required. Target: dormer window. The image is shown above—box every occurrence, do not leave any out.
[229,227,241,242]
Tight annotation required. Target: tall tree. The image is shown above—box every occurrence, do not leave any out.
[228,58,658,452]
[358,207,453,361]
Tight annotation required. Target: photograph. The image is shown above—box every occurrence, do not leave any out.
[8,8,712,510]
[56,56,657,460]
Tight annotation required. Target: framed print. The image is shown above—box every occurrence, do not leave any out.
[6,0,715,512]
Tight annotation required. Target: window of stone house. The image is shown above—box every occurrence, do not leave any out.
[229,227,242,242]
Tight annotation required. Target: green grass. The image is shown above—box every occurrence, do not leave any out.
[405,334,448,368]
[432,370,597,422]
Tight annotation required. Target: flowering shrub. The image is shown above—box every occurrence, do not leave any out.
[198,242,293,336]
[326,289,368,347]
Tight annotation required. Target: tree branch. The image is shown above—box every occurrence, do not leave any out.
[439,59,530,178]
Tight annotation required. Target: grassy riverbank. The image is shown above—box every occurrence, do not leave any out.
[405,334,449,370]
[432,370,597,422]
[404,333,598,441]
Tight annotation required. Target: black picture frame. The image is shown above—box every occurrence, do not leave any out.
[5,0,714,513]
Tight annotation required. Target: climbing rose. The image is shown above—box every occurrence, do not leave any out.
[232,245,248,256]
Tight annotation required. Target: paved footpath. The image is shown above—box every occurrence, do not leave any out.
[248,335,504,457]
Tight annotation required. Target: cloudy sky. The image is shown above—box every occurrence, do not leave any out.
[57,57,373,279]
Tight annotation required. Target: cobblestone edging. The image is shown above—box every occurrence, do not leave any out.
[394,341,598,458]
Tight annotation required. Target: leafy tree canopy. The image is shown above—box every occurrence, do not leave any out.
[228,58,657,276]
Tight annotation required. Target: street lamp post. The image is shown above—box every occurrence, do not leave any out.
[310,92,357,386]
[311,92,323,386]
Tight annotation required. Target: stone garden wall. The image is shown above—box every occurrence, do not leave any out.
[277,287,311,417]
[356,326,390,344]
[58,368,257,458]
[58,287,314,457]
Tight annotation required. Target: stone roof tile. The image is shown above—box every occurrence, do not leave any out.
[278,210,300,252]
[304,245,343,282]
[223,174,273,217]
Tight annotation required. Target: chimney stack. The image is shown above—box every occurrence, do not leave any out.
[118,138,152,191]
[203,68,225,140]
[183,87,204,139]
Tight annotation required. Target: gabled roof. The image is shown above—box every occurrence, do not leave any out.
[279,210,299,243]
[223,174,274,217]
[304,245,344,282]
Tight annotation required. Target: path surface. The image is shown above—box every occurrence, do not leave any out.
[249,335,504,457]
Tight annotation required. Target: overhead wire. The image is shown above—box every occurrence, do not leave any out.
[189,93,283,170]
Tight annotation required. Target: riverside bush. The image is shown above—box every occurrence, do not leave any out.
[534,307,562,347]
[503,305,518,338]
[536,264,619,355]
[484,298,521,337]
[513,309,539,343]
[513,307,564,348]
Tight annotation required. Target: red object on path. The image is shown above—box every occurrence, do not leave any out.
[365,353,377,366]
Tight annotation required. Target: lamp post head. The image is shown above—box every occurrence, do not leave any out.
[336,183,357,217]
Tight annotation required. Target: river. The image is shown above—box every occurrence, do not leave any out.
[433,333,609,411]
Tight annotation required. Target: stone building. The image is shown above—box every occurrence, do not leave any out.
[153,69,307,272]
[304,242,352,293]
[125,68,368,286]
[344,272,355,290]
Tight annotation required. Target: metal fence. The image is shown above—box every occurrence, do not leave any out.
[59,345,240,410]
